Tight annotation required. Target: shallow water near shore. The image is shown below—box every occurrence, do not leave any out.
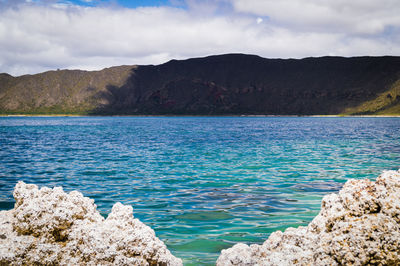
[1,117,399,265]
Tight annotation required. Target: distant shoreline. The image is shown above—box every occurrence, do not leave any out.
[1,114,400,118]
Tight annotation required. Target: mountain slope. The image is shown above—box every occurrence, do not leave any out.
[0,66,135,114]
[1,54,400,115]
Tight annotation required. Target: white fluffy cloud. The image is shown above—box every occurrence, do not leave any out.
[0,0,399,76]
[233,0,400,36]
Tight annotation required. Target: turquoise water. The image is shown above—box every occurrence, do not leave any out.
[0,117,399,265]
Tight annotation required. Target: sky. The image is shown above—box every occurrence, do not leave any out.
[0,0,399,76]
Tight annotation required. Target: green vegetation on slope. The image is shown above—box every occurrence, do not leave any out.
[0,65,135,115]
[342,79,400,115]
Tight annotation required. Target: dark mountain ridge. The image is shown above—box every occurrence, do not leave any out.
[1,54,400,115]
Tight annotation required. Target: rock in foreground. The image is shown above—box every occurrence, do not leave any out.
[217,170,400,265]
[0,182,182,265]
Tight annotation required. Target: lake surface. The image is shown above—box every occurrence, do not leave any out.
[0,117,399,265]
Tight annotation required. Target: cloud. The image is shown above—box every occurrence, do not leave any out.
[232,0,400,35]
[0,0,399,76]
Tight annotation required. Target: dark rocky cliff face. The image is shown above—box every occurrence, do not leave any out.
[1,54,400,115]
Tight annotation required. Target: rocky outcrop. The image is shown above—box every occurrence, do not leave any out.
[0,182,182,265]
[217,170,400,265]
[2,171,400,265]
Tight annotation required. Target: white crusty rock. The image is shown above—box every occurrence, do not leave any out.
[217,170,400,266]
[0,181,182,265]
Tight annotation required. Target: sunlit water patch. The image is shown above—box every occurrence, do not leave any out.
[1,117,399,265]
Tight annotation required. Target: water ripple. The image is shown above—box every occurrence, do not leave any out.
[0,116,399,264]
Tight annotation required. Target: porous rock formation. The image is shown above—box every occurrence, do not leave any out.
[217,170,400,265]
[0,181,182,265]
